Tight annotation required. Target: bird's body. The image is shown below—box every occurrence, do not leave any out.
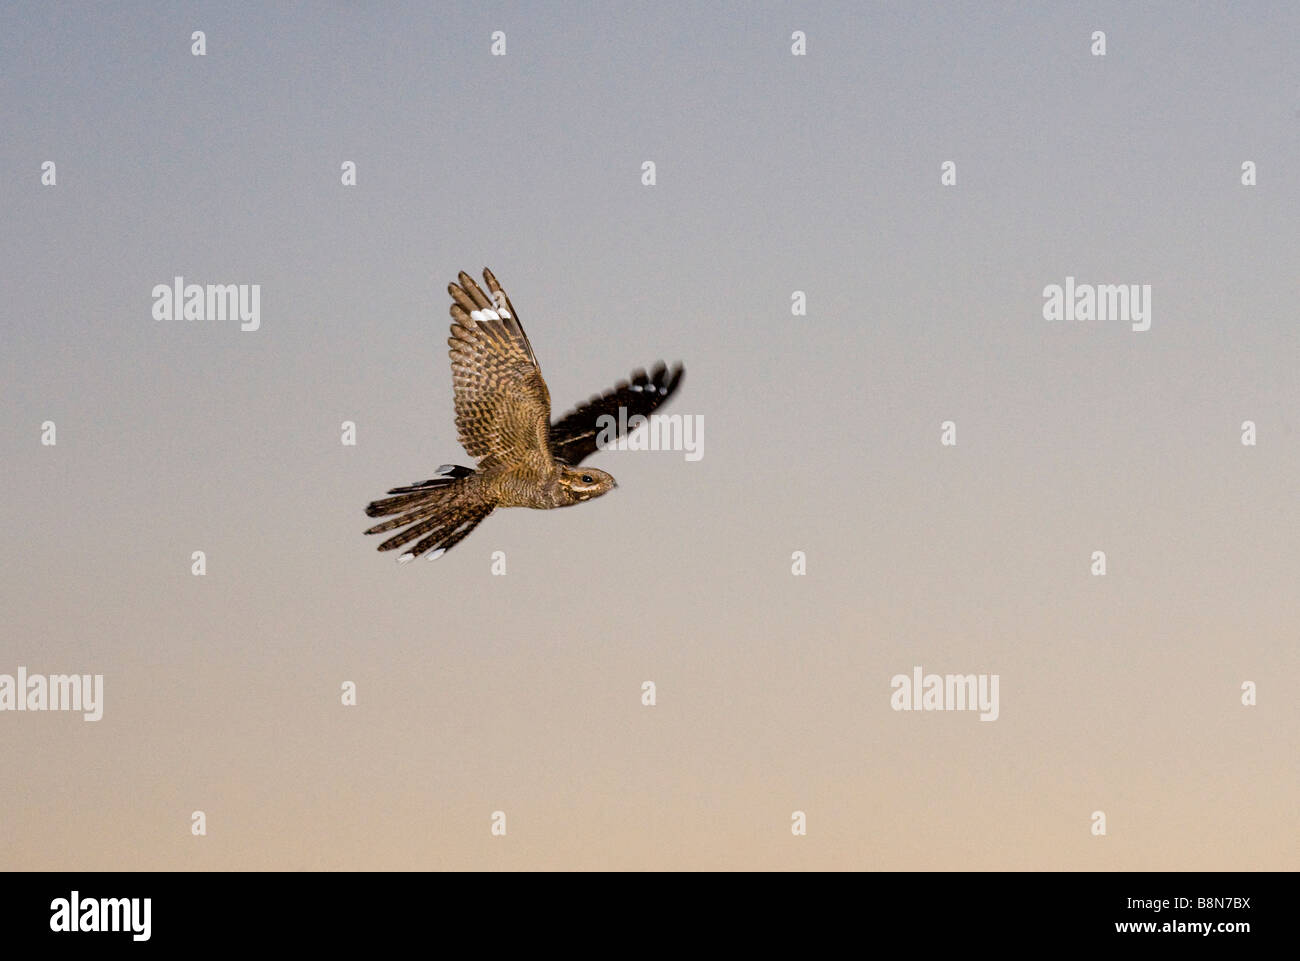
[364,268,683,562]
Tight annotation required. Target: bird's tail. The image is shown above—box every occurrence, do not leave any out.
[363,465,493,562]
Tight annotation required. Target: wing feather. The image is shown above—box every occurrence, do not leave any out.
[447,269,552,468]
[549,362,684,465]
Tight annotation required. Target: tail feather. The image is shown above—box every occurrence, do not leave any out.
[405,512,488,558]
[363,470,493,561]
[363,502,444,535]
[364,465,478,516]
[385,465,475,494]
[365,493,431,518]
[376,510,450,551]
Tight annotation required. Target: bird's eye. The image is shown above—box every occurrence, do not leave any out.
[581,474,594,484]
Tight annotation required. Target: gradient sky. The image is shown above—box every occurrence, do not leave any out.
[1,1,1297,870]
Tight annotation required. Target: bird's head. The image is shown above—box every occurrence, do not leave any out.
[558,466,617,503]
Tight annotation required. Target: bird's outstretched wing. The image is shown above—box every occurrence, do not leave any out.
[447,269,552,469]
[549,362,685,466]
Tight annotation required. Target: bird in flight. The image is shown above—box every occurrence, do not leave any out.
[364,268,684,562]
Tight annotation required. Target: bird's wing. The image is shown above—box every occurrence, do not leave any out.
[447,269,552,469]
[549,362,684,465]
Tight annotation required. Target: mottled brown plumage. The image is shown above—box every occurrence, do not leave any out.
[364,268,684,562]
